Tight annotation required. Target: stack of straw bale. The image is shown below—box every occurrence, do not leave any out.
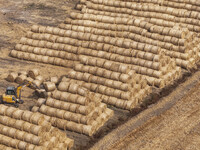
[75,0,199,69]
[0,105,74,150]
[62,57,152,110]
[36,82,113,136]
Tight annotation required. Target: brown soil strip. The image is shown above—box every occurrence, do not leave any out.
[90,70,200,150]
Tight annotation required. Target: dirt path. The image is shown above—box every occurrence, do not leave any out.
[110,72,200,150]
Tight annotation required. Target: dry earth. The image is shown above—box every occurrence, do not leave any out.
[0,0,79,110]
[0,1,131,149]
[108,71,200,150]
[0,1,200,150]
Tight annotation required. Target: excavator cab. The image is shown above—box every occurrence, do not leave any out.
[6,87,16,96]
[2,86,19,107]
[1,82,32,107]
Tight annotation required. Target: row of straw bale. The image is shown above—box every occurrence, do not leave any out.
[34,82,114,136]
[68,11,199,69]
[6,69,44,89]
[62,58,152,109]
[0,105,74,149]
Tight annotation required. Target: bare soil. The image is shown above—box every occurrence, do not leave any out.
[0,1,200,150]
[0,1,132,149]
[0,0,79,109]
[100,70,200,150]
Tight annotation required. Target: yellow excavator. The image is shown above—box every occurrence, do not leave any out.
[1,81,38,107]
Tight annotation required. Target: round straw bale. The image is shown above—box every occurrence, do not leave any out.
[43,115,51,122]
[78,106,90,115]
[49,136,58,146]
[28,69,40,79]
[1,135,11,146]
[5,107,16,117]
[57,143,68,149]
[26,144,36,150]
[63,111,72,120]
[9,138,20,148]
[35,146,48,150]
[39,105,47,113]
[24,77,34,83]
[46,107,56,117]
[50,76,59,84]
[68,83,79,94]
[35,75,44,82]
[18,71,27,76]
[1,126,10,135]
[52,90,62,99]
[48,57,55,64]
[37,98,46,107]
[16,130,26,141]
[12,109,24,119]
[0,116,9,125]
[69,104,78,112]
[76,96,89,105]
[46,97,54,107]
[49,117,57,127]
[105,108,114,117]
[10,50,18,57]
[23,133,33,144]
[65,138,74,149]
[54,58,62,66]
[23,122,33,132]
[30,125,44,136]
[18,141,27,150]
[77,87,88,96]
[119,74,131,83]
[65,122,76,132]
[7,118,16,128]
[30,113,44,125]
[31,135,41,145]
[22,52,29,60]
[0,105,8,115]
[42,141,53,149]
[6,72,18,82]
[65,93,78,103]
[60,102,70,111]
[54,100,62,109]
[75,123,83,134]
[40,120,51,131]
[46,92,52,98]
[58,82,70,91]
[43,82,56,92]
[31,80,42,89]
[31,25,40,32]
[16,74,27,84]
[82,125,94,136]
[7,127,17,138]
[15,120,24,130]
[22,111,33,122]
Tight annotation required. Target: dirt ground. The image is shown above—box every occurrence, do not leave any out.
[108,71,200,150]
[0,0,79,109]
[0,1,200,150]
[0,1,132,149]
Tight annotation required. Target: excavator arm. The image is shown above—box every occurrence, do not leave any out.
[16,81,32,99]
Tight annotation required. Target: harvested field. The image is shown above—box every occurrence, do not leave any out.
[0,0,200,150]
